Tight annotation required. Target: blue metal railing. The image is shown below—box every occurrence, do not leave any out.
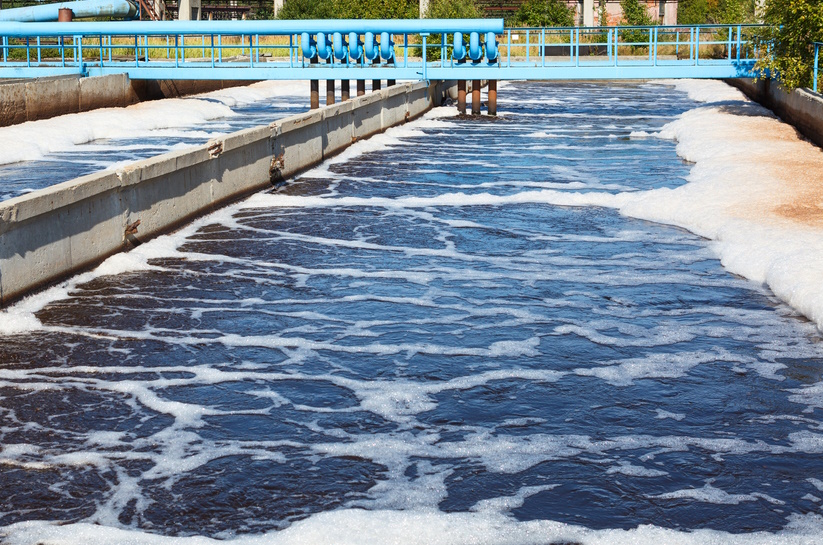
[814,42,821,93]
[0,20,764,81]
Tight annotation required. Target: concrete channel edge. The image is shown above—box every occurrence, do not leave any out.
[0,79,454,307]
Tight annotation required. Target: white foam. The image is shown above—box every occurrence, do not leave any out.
[0,81,307,166]
[650,482,785,506]
[3,510,823,545]
[654,79,748,103]
[574,351,744,386]
[606,461,668,477]
[617,80,823,331]
[656,409,686,421]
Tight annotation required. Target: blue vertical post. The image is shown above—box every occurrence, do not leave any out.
[814,43,819,93]
[675,28,679,59]
[525,29,529,64]
[574,28,579,67]
[652,26,657,65]
[506,28,511,67]
[736,25,740,62]
[440,32,445,64]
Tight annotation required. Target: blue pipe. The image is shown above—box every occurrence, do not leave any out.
[485,31,497,61]
[348,31,362,61]
[469,31,481,61]
[333,31,347,61]
[0,0,137,22]
[300,32,316,58]
[379,31,393,60]
[453,32,465,61]
[364,32,378,60]
[0,19,504,37]
[315,32,331,60]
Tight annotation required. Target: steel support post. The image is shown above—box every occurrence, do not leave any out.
[310,55,319,109]
[471,79,481,115]
[341,79,350,101]
[357,79,365,96]
[488,80,497,116]
[457,80,466,114]
[326,57,334,105]
[326,78,335,105]
[310,79,319,109]
[372,57,381,91]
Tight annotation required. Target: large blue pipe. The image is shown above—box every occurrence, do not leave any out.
[0,18,503,37]
[0,0,137,22]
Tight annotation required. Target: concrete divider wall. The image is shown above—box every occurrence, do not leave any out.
[0,80,452,306]
[728,78,823,149]
[0,74,249,126]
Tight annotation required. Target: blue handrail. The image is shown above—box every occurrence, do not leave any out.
[815,42,821,93]
[0,19,503,37]
[0,21,764,81]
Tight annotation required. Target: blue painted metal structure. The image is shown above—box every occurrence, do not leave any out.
[815,42,821,93]
[0,20,763,81]
[0,1,138,22]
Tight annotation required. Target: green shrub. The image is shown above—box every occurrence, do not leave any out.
[419,0,481,61]
[756,0,823,90]
[513,0,575,27]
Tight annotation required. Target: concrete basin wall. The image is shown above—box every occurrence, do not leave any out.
[0,79,452,306]
[0,74,250,126]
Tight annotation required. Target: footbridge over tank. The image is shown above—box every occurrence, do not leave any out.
[0,19,762,82]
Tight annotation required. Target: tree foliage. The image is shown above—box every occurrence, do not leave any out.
[277,0,417,20]
[620,0,653,25]
[757,0,823,90]
[677,0,756,24]
[426,0,480,19]
[421,0,481,60]
[513,0,575,27]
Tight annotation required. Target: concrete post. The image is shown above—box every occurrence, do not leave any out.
[357,79,365,96]
[178,0,201,20]
[419,0,428,18]
[583,0,594,26]
[273,0,284,17]
[457,80,466,114]
[471,79,481,115]
[341,80,350,101]
[488,80,497,116]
